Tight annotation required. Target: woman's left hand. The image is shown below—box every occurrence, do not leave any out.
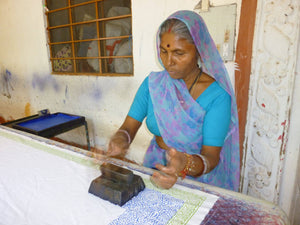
[151,148,186,189]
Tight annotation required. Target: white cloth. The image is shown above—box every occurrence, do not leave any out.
[0,129,124,225]
[0,127,218,225]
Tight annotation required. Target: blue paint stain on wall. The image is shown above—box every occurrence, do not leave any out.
[0,68,14,98]
[63,85,68,104]
[65,85,69,99]
[92,88,102,100]
[32,73,60,92]
[90,80,102,100]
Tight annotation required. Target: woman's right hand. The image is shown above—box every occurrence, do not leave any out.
[106,130,130,158]
[106,116,142,158]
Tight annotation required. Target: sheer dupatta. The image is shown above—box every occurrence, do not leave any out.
[149,71,205,153]
[146,10,240,191]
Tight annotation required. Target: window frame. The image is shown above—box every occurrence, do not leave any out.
[44,0,133,76]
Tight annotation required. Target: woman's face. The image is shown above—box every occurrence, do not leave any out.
[159,32,199,80]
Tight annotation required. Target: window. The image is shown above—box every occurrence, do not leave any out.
[45,0,133,76]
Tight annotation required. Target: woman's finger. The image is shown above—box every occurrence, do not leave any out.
[155,163,176,175]
[167,148,178,157]
[106,142,121,156]
[151,171,177,189]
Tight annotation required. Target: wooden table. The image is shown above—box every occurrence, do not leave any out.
[0,126,289,225]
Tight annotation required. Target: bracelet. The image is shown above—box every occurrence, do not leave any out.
[178,154,210,179]
[178,153,192,179]
[117,129,131,144]
[198,154,210,175]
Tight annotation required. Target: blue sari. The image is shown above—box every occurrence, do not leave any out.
[143,10,240,191]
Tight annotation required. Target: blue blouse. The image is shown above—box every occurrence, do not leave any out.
[128,76,231,146]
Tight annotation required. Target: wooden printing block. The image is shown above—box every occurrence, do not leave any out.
[88,163,145,206]
[100,163,134,184]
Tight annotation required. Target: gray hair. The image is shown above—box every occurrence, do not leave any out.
[159,19,194,44]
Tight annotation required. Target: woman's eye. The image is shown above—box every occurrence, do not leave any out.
[175,51,184,56]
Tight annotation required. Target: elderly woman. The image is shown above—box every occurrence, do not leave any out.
[107,10,240,191]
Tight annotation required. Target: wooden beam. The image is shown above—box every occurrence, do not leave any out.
[235,0,257,162]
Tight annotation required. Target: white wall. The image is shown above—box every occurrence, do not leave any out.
[0,0,240,163]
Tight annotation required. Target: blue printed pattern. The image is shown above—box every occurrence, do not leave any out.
[109,188,184,225]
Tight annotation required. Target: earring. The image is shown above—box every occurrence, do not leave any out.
[197,58,202,68]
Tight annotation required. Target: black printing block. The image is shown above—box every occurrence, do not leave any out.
[88,163,145,206]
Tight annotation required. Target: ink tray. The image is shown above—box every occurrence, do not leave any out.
[88,163,145,206]
[12,112,86,138]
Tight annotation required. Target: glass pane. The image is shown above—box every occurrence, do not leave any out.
[72,3,95,23]
[101,38,132,74]
[112,57,133,74]
[46,0,68,11]
[52,44,73,72]
[99,0,131,18]
[86,40,100,72]
[99,18,131,38]
[100,58,132,74]
[102,38,132,57]
[51,44,72,58]
[71,0,93,6]
[48,9,69,27]
[73,23,97,41]
[50,27,71,43]
[101,58,110,73]
[53,59,73,72]
[76,59,99,73]
[75,40,99,58]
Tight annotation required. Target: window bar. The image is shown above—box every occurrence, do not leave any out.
[52,55,132,60]
[46,0,103,14]
[130,8,133,69]
[48,35,131,46]
[44,0,56,73]
[100,1,108,73]
[45,0,132,76]
[45,11,55,72]
[47,14,131,31]
[48,36,131,61]
[95,1,102,73]
[68,0,76,73]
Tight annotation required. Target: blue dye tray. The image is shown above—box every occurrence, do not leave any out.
[12,113,86,138]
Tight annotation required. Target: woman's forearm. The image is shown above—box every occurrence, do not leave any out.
[182,146,221,177]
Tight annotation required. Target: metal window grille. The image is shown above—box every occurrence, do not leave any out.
[45,0,133,76]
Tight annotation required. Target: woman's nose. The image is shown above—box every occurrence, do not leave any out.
[166,54,174,66]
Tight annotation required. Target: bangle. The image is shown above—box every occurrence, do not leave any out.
[198,154,210,175]
[117,129,131,144]
[178,153,192,179]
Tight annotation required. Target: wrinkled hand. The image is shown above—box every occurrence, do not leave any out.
[106,132,130,158]
[151,148,187,189]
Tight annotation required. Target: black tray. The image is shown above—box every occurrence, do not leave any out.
[12,112,86,138]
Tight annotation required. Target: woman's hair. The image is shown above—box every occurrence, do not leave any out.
[159,18,194,44]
